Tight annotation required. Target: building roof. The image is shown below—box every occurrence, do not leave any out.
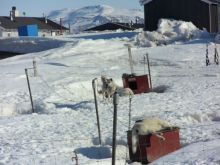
[0,17,69,30]
[139,0,218,5]
[84,22,144,31]
[139,0,153,5]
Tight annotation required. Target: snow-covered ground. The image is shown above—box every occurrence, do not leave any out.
[0,19,220,164]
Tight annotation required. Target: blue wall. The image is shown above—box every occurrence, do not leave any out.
[18,25,38,36]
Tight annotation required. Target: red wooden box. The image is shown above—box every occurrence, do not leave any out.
[127,129,180,164]
[122,74,150,94]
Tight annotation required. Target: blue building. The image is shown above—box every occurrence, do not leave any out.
[18,25,38,36]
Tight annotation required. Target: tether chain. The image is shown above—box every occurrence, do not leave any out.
[214,43,219,65]
[206,44,211,66]
[125,95,132,165]
[128,95,132,130]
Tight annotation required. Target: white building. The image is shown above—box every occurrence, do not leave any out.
[0,7,69,37]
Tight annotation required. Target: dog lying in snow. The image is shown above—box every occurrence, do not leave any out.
[131,117,180,154]
[116,87,134,97]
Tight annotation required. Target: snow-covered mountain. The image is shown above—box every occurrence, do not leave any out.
[47,5,144,33]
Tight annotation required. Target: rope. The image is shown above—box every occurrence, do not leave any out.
[103,99,128,128]
[35,70,84,103]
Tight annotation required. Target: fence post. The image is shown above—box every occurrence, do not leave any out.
[92,78,102,145]
[127,44,135,74]
[25,68,34,113]
[112,92,119,165]
[146,53,153,92]
[144,55,146,74]
[33,57,38,77]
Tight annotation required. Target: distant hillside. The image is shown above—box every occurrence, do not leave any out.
[47,5,144,33]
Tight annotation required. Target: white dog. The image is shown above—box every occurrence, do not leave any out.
[116,87,134,97]
[131,117,180,154]
[100,75,108,100]
[105,78,117,102]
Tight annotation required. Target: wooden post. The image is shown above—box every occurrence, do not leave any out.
[92,78,102,145]
[127,44,134,74]
[214,43,219,65]
[25,68,34,113]
[146,53,153,92]
[112,92,119,165]
[33,57,38,77]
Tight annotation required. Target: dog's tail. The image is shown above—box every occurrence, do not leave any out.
[132,125,139,154]
[129,88,134,95]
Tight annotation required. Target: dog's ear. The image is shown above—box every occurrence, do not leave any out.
[110,78,113,81]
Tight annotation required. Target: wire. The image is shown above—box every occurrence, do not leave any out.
[35,70,85,103]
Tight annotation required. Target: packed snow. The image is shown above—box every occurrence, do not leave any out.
[0,19,220,164]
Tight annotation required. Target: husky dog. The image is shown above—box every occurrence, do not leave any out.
[106,78,117,102]
[131,117,180,154]
[116,87,134,97]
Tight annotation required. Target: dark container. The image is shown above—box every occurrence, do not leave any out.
[127,129,180,164]
[123,74,150,94]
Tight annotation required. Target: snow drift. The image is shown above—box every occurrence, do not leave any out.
[130,19,211,47]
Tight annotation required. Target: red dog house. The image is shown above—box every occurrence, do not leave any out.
[122,74,150,94]
[127,129,180,164]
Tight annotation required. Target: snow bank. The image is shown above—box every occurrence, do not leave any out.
[0,37,69,53]
[130,19,210,47]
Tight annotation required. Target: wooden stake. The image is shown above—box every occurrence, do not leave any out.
[92,78,102,146]
[33,57,38,77]
[112,92,119,165]
[146,53,153,92]
[25,68,34,113]
[127,44,134,74]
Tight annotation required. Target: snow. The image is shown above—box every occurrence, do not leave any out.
[0,18,220,164]
[47,5,144,33]
[130,19,211,47]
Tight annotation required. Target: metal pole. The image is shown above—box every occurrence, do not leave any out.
[127,45,134,74]
[112,92,119,165]
[144,55,146,74]
[146,53,153,92]
[25,68,34,113]
[92,79,102,146]
[71,150,78,165]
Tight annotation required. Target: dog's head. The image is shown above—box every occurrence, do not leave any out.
[101,75,107,83]
[106,78,115,88]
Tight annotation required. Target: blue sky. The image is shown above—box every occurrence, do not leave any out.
[1,0,143,17]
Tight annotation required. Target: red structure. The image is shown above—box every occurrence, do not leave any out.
[123,74,150,94]
[127,129,180,164]
[60,18,63,35]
